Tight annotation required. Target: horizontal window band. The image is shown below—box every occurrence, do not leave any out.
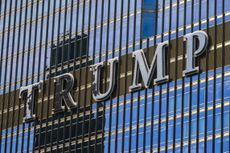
[1,68,229,117]
[1,95,229,135]
[0,21,229,130]
[0,17,230,93]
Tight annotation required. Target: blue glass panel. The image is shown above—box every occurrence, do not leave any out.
[142,12,156,38]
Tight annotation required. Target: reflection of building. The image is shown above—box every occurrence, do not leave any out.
[47,34,92,78]
[34,104,105,152]
[34,35,103,152]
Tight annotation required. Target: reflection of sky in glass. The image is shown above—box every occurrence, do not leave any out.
[100,66,230,153]
[1,123,34,153]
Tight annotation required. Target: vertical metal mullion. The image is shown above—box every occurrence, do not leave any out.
[157,84,162,153]
[133,1,140,153]
[172,0,179,152]
[143,38,149,153]
[165,0,172,152]
[121,0,130,152]
[150,0,158,152]
[78,0,87,151]
[157,0,165,152]
[107,86,114,153]
[150,70,155,153]
[67,1,75,150]
[180,0,187,152]
[142,1,153,152]
[36,0,51,152]
[73,0,81,152]
[107,0,118,152]
[103,0,110,151]
[66,0,74,152]
[220,0,226,152]
[66,0,74,73]
[196,0,202,152]
[9,0,23,152]
[96,0,106,152]
[135,87,140,153]
[0,0,9,150]
[93,0,101,152]
[84,0,93,152]
[100,0,111,152]
[128,91,134,153]
[24,0,35,152]
[31,0,40,94]
[43,0,57,152]
[134,1,140,153]
[53,0,63,152]
[212,0,217,151]
[97,1,104,62]
[137,0,143,152]
[114,0,124,152]
[0,1,2,16]
[107,86,113,153]
[73,1,81,152]
[188,0,194,152]
[14,0,29,152]
[142,6,148,153]
[204,0,209,151]
[60,0,68,72]
[2,0,15,152]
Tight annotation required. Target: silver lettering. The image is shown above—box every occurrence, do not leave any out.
[53,73,77,113]
[129,41,169,92]
[91,57,118,101]
[19,82,42,122]
[183,31,209,76]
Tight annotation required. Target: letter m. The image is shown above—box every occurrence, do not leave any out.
[129,41,169,92]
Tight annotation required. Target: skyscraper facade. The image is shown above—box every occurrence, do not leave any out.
[0,0,229,152]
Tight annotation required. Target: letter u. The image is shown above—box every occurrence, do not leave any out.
[90,57,118,101]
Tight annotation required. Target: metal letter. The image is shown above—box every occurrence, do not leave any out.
[183,31,209,76]
[129,41,169,92]
[19,82,43,122]
[53,73,77,113]
[90,57,118,101]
